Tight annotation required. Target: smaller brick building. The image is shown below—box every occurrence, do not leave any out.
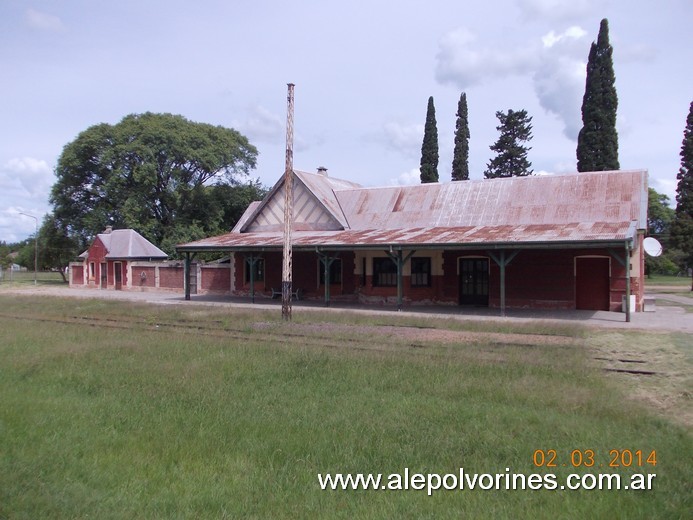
[70,227,168,290]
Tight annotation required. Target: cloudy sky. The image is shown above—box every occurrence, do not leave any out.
[1,0,691,242]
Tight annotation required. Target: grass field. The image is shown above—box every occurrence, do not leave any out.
[0,270,66,286]
[0,295,690,518]
[645,273,693,288]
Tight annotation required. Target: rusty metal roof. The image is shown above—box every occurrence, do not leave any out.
[178,169,648,252]
[337,170,647,230]
[93,229,168,259]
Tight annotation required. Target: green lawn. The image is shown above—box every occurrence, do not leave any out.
[0,270,66,286]
[645,273,692,287]
[0,296,690,518]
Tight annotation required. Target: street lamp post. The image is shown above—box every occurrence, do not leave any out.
[19,212,38,285]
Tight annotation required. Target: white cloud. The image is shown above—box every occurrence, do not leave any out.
[533,28,588,139]
[25,8,66,32]
[542,26,587,48]
[233,105,284,144]
[381,122,424,158]
[3,157,54,196]
[387,168,421,186]
[435,28,538,89]
[0,158,53,242]
[436,25,588,140]
[517,0,603,22]
[233,105,310,153]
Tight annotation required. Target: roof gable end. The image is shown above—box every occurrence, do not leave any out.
[240,170,361,233]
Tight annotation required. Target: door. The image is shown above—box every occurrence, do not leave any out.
[459,258,489,306]
[100,262,107,289]
[575,257,610,310]
[114,262,122,290]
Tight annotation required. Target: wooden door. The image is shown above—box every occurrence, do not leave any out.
[114,262,122,290]
[459,258,489,306]
[575,257,610,310]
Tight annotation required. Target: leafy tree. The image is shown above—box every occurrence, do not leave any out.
[50,112,260,255]
[451,92,470,181]
[484,109,533,178]
[12,239,34,271]
[645,188,678,277]
[647,188,675,242]
[576,18,619,172]
[0,241,11,269]
[38,214,82,282]
[670,101,693,277]
[420,96,439,183]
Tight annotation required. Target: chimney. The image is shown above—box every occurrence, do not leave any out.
[317,166,328,176]
[104,225,113,234]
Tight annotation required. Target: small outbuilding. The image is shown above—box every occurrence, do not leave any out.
[177,168,648,317]
[70,227,168,290]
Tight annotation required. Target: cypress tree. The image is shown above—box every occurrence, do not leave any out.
[420,96,439,183]
[484,109,533,178]
[452,92,470,181]
[576,18,619,172]
[670,101,693,274]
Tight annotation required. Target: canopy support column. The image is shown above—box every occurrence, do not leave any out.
[184,252,197,301]
[385,249,415,311]
[317,250,340,307]
[487,250,520,317]
[609,245,632,323]
[244,253,262,304]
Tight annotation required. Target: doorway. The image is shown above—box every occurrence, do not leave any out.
[100,262,107,289]
[575,257,610,310]
[459,258,489,306]
[114,262,122,290]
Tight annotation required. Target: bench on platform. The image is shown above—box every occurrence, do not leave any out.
[271,287,303,300]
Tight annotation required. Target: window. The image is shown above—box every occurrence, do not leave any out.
[411,257,431,287]
[319,258,342,284]
[373,257,397,287]
[244,258,264,282]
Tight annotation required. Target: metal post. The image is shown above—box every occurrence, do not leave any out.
[245,253,260,304]
[385,249,415,311]
[282,83,295,321]
[488,250,520,318]
[318,250,338,307]
[184,252,192,300]
[19,212,38,285]
[625,242,631,323]
[499,250,506,317]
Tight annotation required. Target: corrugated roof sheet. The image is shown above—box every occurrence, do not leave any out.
[99,229,168,259]
[178,169,648,251]
[337,170,646,230]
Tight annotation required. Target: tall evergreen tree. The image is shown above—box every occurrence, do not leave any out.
[420,96,439,183]
[484,109,533,178]
[452,92,470,181]
[576,18,619,172]
[670,101,693,274]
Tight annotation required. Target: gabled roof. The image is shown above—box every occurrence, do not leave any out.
[236,170,362,233]
[83,229,168,259]
[177,169,648,252]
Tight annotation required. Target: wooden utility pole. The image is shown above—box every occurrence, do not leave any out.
[282,83,295,321]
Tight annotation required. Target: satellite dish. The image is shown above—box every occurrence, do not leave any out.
[643,237,663,257]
